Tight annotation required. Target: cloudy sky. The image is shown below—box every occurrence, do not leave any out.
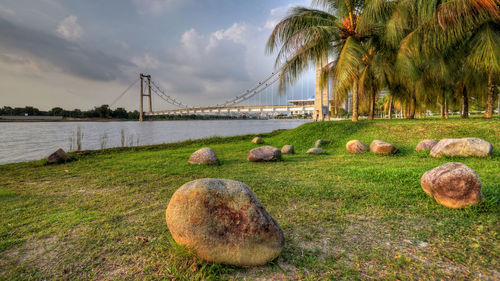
[0,0,315,111]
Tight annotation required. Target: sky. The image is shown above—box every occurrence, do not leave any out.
[0,0,315,111]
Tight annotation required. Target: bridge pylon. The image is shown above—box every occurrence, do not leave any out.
[139,73,152,122]
[313,55,330,122]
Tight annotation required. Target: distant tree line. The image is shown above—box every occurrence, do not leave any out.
[0,105,140,119]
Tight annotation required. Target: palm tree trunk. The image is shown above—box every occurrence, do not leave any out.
[368,91,375,120]
[485,73,495,119]
[440,91,445,119]
[445,98,449,119]
[462,85,469,119]
[408,90,416,119]
[352,81,359,122]
[388,96,393,120]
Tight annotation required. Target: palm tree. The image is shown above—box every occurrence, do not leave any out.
[267,0,372,122]
[397,0,499,118]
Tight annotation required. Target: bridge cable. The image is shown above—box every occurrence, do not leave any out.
[150,80,189,108]
[110,77,140,107]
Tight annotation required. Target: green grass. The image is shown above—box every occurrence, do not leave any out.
[0,118,499,280]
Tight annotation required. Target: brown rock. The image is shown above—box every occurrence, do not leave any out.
[188,147,219,165]
[281,145,294,154]
[248,146,281,162]
[421,162,483,208]
[315,139,329,148]
[430,138,493,158]
[416,139,438,151]
[346,140,368,154]
[306,148,326,154]
[46,149,68,164]
[165,178,284,266]
[370,140,399,154]
[252,137,264,144]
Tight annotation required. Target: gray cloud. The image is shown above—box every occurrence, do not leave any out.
[0,16,132,82]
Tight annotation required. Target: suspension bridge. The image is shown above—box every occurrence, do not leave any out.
[114,68,334,122]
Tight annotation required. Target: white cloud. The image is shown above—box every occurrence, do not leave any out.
[132,0,184,15]
[264,1,311,29]
[131,53,160,70]
[56,15,83,41]
[0,5,15,15]
[212,23,247,44]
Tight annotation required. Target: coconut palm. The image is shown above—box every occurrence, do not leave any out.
[267,0,374,122]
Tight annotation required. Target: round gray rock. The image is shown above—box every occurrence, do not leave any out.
[307,148,326,154]
[370,140,399,154]
[315,139,329,148]
[421,162,483,208]
[430,138,493,158]
[346,140,368,154]
[165,178,285,266]
[252,137,264,144]
[189,147,219,165]
[416,139,438,151]
[248,146,281,162]
[281,145,295,154]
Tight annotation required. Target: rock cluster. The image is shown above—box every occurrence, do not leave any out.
[416,140,438,151]
[252,137,264,144]
[188,148,219,165]
[369,140,399,154]
[248,146,282,162]
[346,140,368,154]
[281,145,295,154]
[421,162,483,208]
[46,149,68,164]
[430,138,492,158]
[165,178,284,266]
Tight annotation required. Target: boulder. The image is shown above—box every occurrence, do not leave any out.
[430,138,493,158]
[248,146,281,162]
[281,145,295,155]
[252,137,264,144]
[315,139,329,148]
[46,149,68,164]
[369,140,399,154]
[421,162,483,208]
[307,148,326,154]
[346,140,368,154]
[188,147,219,165]
[416,139,438,151]
[165,178,284,266]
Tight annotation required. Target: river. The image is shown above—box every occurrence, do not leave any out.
[0,120,309,165]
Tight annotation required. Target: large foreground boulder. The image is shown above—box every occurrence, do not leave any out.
[416,139,438,151]
[189,148,219,165]
[307,148,326,154]
[252,137,264,144]
[165,178,285,266]
[430,138,493,158]
[421,162,483,208]
[315,139,329,148]
[281,145,295,155]
[46,149,68,164]
[346,140,368,154]
[248,146,281,162]
[370,140,399,154]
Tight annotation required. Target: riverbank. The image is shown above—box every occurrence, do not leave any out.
[0,119,498,280]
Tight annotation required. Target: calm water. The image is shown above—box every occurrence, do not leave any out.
[0,120,309,165]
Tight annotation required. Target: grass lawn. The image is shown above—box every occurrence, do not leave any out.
[0,118,499,280]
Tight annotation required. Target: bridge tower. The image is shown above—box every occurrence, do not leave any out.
[139,73,152,122]
[313,55,330,122]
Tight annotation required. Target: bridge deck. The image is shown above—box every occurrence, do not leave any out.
[145,105,314,116]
